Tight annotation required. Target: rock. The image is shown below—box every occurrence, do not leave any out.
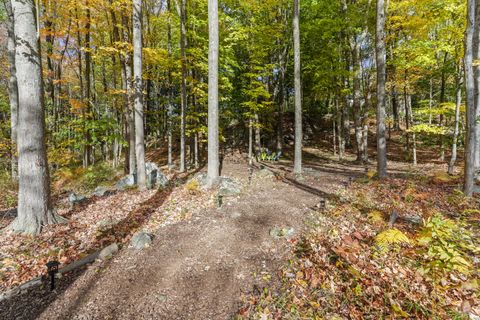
[473,185,480,194]
[68,193,87,204]
[193,173,208,187]
[0,208,17,218]
[402,214,422,225]
[98,243,119,260]
[270,227,295,239]
[115,174,136,190]
[145,162,169,188]
[130,231,153,250]
[93,186,111,197]
[255,168,275,179]
[218,177,242,196]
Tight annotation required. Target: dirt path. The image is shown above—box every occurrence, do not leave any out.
[32,162,356,320]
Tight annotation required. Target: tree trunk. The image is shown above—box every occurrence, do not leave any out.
[3,0,19,180]
[448,77,462,175]
[375,0,387,178]
[254,113,261,153]
[167,0,174,169]
[293,0,302,175]
[464,0,477,196]
[352,40,364,163]
[207,0,219,186]
[10,0,61,234]
[133,0,146,189]
[122,12,136,176]
[176,0,188,172]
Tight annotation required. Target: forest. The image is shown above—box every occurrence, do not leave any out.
[0,0,479,319]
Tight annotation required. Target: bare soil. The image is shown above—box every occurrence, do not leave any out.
[2,159,365,320]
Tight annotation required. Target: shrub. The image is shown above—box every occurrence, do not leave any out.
[417,214,476,280]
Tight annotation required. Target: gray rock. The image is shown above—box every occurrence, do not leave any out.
[116,174,136,190]
[93,186,111,197]
[145,162,169,188]
[130,231,153,250]
[218,177,242,196]
[473,184,480,194]
[270,227,295,239]
[402,214,422,225]
[193,173,208,187]
[68,193,87,204]
[255,168,275,179]
[99,243,119,260]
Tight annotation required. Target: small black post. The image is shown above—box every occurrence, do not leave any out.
[319,199,326,210]
[46,261,60,291]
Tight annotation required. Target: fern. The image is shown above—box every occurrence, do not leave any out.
[375,228,411,252]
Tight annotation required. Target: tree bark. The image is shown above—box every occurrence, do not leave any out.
[207,0,219,186]
[3,0,19,180]
[448,77,462,175]
[293,0,302,175]
[122,11,136,176]
[464,0,477,196]
[375,0,387,178]
[133,0,146,189]
[10,0,62,234]
[175,0,188,172]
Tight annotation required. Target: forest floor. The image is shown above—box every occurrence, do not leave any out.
[0,144,479,319]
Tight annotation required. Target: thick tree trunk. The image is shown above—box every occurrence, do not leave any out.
[375,0,387,178]
[133,0,146,189]
[207,0,219,186]
[248,118,253,165]
[10,0,62,234]
[464,0,477,196]
[293,0,302,175]
[3,0,19,180]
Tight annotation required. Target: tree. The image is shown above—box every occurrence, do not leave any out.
[133,0,146,189]
[207,0,219,186]
[293,0,302,175]
[375,0,387,178]
[463,0,477,196]
[3,0,18,180]
[10,0,63,234]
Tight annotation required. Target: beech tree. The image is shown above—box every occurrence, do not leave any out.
[133,0,146,189]
[10,0,62,234]
[463,0,477,196]
[207,0,219,186]
[293,0,302,175]
[375,0,387,178]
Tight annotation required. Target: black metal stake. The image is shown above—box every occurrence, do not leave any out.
[46,261,60,291]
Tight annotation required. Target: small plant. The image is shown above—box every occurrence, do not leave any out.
[417,214,476,280]
[185,179,200,194]
[375,228,412,253]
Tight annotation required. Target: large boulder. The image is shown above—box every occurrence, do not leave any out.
[115,174,136,190]
[218,177,242,196]
[130,231,153,250]
[145,162,169,188]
